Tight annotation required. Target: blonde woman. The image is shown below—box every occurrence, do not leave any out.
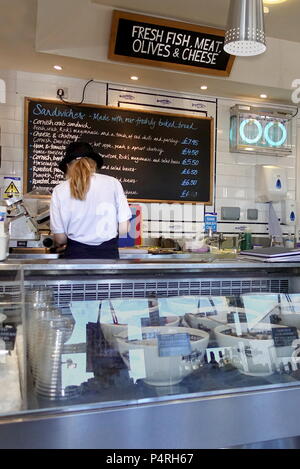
[50,141,131,259]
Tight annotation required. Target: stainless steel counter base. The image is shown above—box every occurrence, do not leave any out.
[232,436,300,449]
[1,385,300,449]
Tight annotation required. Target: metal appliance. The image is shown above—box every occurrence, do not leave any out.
[5,195,53,250]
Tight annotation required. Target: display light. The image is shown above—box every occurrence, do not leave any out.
[264,121,287,147]
[239,119,263,144]
[224,0,266,56]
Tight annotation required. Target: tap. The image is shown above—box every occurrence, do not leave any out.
[204,230,226,250]
[218,233,226,250]
[233,233,244,252]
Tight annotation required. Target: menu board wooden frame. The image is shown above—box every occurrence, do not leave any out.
[109,10,235,77]
[24,97,214,204]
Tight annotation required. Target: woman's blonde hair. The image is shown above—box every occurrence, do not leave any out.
[67,157,97,200]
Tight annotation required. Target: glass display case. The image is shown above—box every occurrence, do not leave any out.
[2,259,300,448]
[0,265,24,416]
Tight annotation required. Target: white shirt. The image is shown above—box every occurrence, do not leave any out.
[50,173,132,245]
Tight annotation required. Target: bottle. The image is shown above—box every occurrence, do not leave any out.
[240,229,252,251]
[284,230,296,249]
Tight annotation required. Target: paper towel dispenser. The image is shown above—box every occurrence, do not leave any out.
[255,165,287,202]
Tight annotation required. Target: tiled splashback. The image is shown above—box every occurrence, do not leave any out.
[0,70,298,242]
[108,85,297,240]
[107,85,216,240]
[215,100,297,240]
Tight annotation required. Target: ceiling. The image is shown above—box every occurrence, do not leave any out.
[0,0,300,104]
[92,0,300,43]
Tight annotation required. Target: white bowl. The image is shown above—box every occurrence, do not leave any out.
[116,326,209,386]
[215,323,292,377]
[276,294,300,329]
[280,312,300,329]
[184,309,228,339]
[184,307,264,340]
[101,315,180,349]
[278,299,300,328]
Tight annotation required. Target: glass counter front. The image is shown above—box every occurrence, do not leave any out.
[24,291,300,407]
[2,259,300,448]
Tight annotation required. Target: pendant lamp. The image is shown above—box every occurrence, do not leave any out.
[224,0,266,56]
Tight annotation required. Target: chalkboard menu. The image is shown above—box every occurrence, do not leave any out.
[109,11,235,77]
[24,98,213,203]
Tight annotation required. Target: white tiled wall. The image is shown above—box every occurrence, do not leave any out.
[107,85,216,240]
[0,70,298,242]
[216,98,297,238]
[0,70,107,191]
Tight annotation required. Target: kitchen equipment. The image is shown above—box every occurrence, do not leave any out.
[5,195,53,250]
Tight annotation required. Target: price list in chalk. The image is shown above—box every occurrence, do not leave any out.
[25,98,213,203]
[180,138,202,200]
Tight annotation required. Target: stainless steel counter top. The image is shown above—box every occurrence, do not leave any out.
[1,252,300,272]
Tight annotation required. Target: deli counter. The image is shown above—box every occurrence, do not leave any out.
[2,255,300,449]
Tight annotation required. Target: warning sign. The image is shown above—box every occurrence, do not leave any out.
[3,176,21,199]
[5,181,19,195]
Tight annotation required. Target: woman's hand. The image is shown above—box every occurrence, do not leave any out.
[118,220,130,235]
[55,244,67,253]
[53,233,68,254]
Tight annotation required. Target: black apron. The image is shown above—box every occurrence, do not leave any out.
[64,237,119,260]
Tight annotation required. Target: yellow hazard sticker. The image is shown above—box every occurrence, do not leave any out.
[3,180,20,198]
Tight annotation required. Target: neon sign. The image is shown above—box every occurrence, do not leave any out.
[239,119,287,147]
[239,119,263,144]
[264,121,287,147]
[229,105,293,155]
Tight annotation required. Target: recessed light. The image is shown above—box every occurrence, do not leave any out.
[130,76,139,80]
[260,94,268,98]
[263,0,288,4]
[54,65,63,71]
[200,85,208,90]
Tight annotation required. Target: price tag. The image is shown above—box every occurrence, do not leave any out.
[141,316,167,327]
[158,332,191,357]
[272,327,299,347]
[0,325,17,351]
